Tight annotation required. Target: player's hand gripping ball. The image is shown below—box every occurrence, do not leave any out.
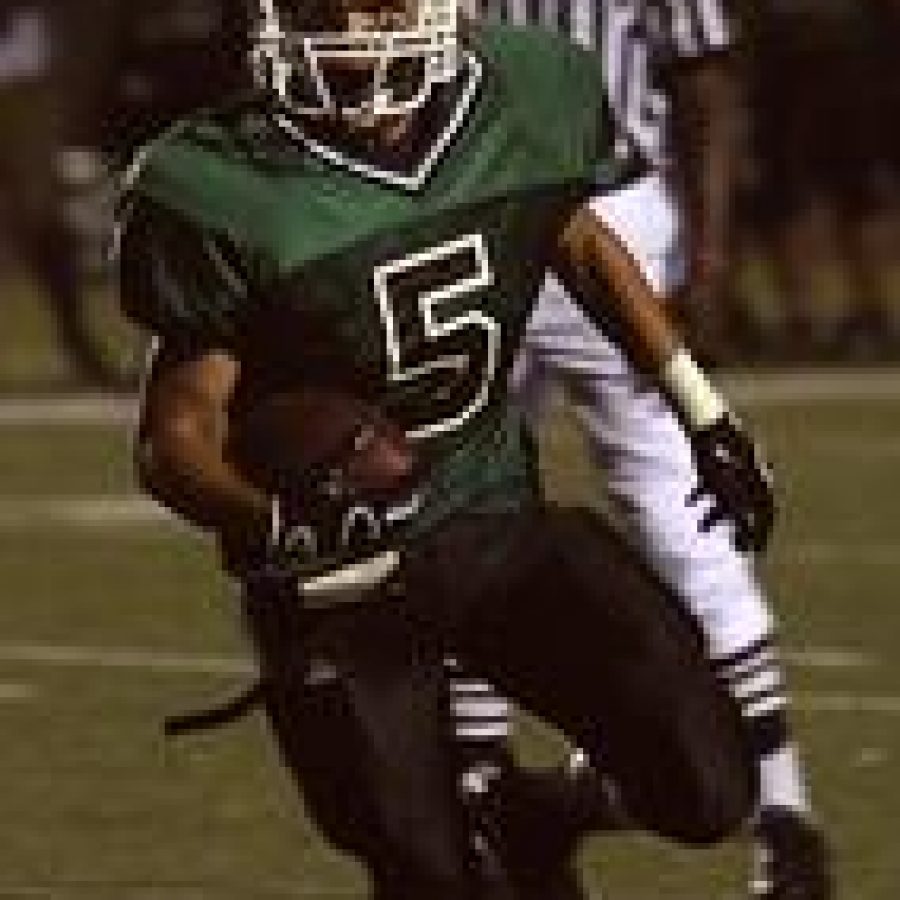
[229,385,420,506]
[226,386,420,580]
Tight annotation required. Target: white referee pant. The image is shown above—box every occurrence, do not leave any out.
[513,171,780,710]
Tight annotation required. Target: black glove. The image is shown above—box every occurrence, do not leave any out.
[688,414,775,553]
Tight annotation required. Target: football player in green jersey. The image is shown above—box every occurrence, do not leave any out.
[119,1,773,895]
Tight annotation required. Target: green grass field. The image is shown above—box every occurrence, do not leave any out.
[0,373,899,899]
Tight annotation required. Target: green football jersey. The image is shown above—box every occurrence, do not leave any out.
[120,24,629,546]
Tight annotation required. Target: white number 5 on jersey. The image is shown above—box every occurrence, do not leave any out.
[373,234,500,441]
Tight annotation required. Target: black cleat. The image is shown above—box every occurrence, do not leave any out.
[750,808,831,899]
[487,763,627,900]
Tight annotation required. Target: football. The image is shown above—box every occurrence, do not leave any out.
[227,385,419,502]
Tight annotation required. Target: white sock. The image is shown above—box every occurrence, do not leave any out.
[758,743,810,815]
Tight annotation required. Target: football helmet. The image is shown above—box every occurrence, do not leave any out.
[250,0,460,121]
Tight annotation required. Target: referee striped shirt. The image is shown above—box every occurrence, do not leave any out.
[0,5,52,82]
[468,0,734,165]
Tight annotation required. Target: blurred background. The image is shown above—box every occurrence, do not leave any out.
[1,0,898,390]
[0,1,898,897]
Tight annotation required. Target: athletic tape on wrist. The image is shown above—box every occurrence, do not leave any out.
[661,349,728,431]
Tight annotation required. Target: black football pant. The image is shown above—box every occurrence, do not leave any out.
[247,590,517,899]
[246,506,756,898]
[401,505,757,845]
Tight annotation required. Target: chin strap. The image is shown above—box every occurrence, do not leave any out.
[163,681,265,737]
[164,541,406,739]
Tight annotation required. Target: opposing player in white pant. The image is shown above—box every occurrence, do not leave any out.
[452,2,831,897]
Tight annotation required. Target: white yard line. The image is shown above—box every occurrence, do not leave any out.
[794,693,900,715]
[0,642,254,676]
[0,682,37,702]
[0,495,899,569]
[0,369,899,429]
[0,887,367,899]
[2,496,897,574]
[0,893,614,900]
[0,394,137,426]
[0,640,879,678]
[0,496,170,527]
[783,647,877,670]
[781,543,900,566]
[804,436,900,459]
[722,368,900,404]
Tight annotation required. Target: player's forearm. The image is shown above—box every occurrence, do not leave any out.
[137,350,271,552]
[554,206,727,431]
[554,206,680,371]
[137,421,271,542]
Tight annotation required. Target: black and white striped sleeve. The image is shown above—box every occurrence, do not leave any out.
[657,0,734,59]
